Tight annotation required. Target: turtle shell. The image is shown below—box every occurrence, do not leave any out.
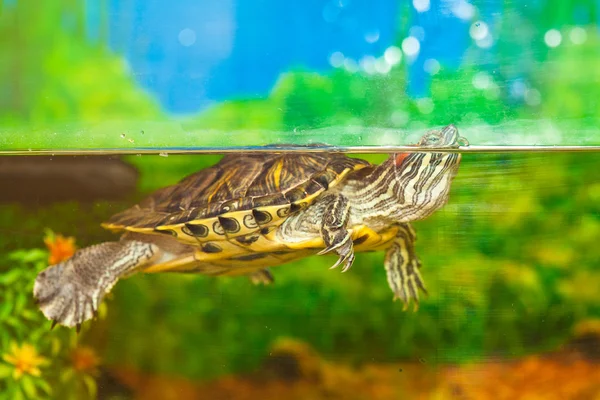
[102,153,370,245]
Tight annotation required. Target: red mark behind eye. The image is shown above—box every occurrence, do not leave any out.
[394,153,410,168]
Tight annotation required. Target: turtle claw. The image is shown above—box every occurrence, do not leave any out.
[329,258,343,270]
[389,266,426,312]
[394,290,421,312]
[340,253,355,273]
[319,193,355,269]
[317,241,343,256]
[317,248,331,256]
[397,301,419,313]
[326,237,355,273]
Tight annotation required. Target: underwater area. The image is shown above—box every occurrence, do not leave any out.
[1,0,600,399]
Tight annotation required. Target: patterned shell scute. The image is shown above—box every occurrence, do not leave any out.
[103,153,370,242]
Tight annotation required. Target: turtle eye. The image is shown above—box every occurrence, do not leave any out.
[426,135,440,145]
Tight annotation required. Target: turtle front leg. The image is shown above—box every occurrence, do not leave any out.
[317,194,355,272]
[384,223,427,310]
[33,240,160,330]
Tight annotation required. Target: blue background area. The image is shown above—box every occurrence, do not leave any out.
[95,0,483,114]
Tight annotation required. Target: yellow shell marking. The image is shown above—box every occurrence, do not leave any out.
[103,161,371,251]
[272,159,283,191]
[206,168,238,204]
[139,223,400,276]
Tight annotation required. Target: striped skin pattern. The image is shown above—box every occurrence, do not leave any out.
[384,224,425,306]
[278,125,463,305]
[344,152,461,228]
[33,125,465,329]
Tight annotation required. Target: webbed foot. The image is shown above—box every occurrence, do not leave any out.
[34,259,102,330]
[33,241,159,329]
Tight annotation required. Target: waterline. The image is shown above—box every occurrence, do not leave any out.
[1,145,600,156]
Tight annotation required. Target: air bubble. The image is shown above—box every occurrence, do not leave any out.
[544,29,562,48]
[401,36,420,57]
[178,28,197,47]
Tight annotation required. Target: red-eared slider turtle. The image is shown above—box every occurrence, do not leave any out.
[34,125,465,330]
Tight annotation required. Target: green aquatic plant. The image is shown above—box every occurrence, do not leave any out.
[0,241,100,400]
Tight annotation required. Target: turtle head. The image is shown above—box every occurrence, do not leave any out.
[416,124,465,148]
[393,124,465,169]
[385,124,464,221]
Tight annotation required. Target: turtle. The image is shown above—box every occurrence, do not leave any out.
[33,124,466,331]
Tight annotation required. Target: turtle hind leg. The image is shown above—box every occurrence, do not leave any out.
[317,194,355,272]
[384,223,427,311]
[249,269,274,285]
[34,240,160,329]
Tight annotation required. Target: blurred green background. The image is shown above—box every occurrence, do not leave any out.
[1,0,599,399]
